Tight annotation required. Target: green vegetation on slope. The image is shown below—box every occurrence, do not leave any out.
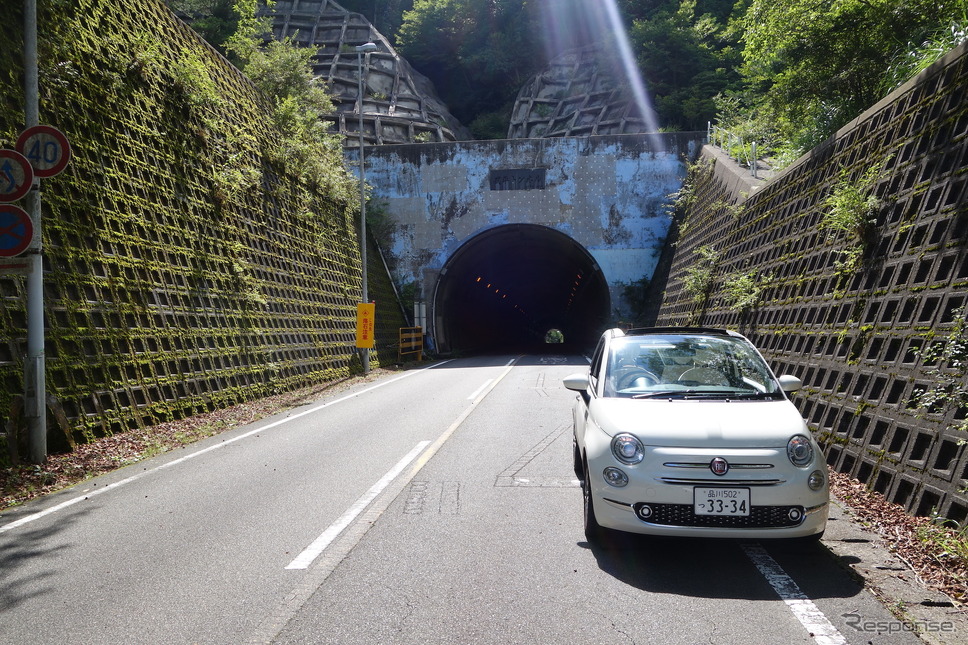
[170,1,967,149]
[0,0,398,452]
[733,0,968,162]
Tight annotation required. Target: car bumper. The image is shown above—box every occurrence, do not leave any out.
[587,445,830,539]
[595,494,829,539]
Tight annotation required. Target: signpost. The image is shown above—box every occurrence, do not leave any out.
[21,0,46,463]
[13,0,72,466]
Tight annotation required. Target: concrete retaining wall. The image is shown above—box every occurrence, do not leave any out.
[655,42,968,523]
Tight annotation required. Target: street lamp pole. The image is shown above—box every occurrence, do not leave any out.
[356,42,377,375]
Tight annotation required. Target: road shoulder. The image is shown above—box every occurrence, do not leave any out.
[824,496,967,644]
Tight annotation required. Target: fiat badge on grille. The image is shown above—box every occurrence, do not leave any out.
[710,457,729,476]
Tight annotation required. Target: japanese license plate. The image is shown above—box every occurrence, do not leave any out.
[694,487,750,516]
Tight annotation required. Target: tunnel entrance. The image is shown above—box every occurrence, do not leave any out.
[432,224,610,355]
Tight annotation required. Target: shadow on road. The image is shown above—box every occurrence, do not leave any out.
[580,530,865,602]
[0,504,93,614]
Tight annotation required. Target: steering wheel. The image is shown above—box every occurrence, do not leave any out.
[614,369,660,390]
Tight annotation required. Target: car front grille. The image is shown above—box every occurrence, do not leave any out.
[632,502,805,528]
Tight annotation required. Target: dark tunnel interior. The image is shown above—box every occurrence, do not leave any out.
[432,224,611,355]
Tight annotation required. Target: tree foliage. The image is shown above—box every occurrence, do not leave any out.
[164,0,242,54]
[169,0,968,150]
[337,0,414,41]
[395,0,544,136]
[733,0,968,158]
[629,0,745,131]
[215,0,356,203]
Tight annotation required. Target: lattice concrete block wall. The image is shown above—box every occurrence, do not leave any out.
[508,45,648,140]
[266,0,467,145]
[0,0,404,449]
[655,42,968,523]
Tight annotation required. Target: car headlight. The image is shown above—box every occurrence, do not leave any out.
[787,435,814,467]
[611,433,644,465]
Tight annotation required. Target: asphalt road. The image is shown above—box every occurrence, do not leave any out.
[0,355,939,644]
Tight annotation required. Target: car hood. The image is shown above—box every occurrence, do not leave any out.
[588,398,809,447]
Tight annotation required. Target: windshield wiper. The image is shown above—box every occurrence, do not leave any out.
[727,391,781,400]
[631,390,702,399]
[631,389,772,400]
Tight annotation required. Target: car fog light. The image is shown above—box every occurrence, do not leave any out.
[635,504,653,521]
[808,469,825,490]
[788,507,803,522]
[602,467,628,487]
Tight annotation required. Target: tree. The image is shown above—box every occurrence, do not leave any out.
[737,0,968,154]
[338,0,415,40]
[396,0,544,135]
[164,0,243,54]
[630,0,744,130]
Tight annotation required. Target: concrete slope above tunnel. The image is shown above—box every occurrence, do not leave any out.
[432,224,610,355]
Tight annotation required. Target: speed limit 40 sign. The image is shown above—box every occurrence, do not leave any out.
[16,125,71,178]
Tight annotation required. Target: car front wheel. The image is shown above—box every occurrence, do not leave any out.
[582,462,605,543]
[573,440,583,480]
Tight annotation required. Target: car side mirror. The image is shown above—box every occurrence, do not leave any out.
[778,375,802,393]
[563,373,590,392]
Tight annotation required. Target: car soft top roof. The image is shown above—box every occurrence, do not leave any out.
[622,326,742,338]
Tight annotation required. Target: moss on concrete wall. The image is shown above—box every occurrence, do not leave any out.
[656,42,968,523]
[0,0,404,451]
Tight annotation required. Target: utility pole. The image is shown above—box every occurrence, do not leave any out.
[24,0,46,463]
[356,42,377,375]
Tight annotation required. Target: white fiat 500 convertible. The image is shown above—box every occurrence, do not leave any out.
[564,327,828,543]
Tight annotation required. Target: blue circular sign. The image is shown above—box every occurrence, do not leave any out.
[0,150,34,202]
[0,204,33,257]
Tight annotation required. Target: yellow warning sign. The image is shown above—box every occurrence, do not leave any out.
[356,302,375,348]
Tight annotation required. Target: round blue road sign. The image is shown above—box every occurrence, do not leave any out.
[0,150,34,202]
[0,204,33,257]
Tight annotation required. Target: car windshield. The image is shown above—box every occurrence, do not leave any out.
[604,334,783,399]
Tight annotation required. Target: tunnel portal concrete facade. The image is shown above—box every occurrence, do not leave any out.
[355,133,704,339]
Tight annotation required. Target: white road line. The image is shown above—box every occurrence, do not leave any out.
[285,440,431,570]
[742,543,848,645]
[0,474,140,534]
[0,362,452,535]
[467,379,493,400]
[249,359,521,644]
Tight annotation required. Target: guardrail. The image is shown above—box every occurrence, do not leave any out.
[398,327,423,362]
[707,123,759,179]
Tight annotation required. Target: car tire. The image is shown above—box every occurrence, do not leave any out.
[573,440,583,480]
[582,462,605,543]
